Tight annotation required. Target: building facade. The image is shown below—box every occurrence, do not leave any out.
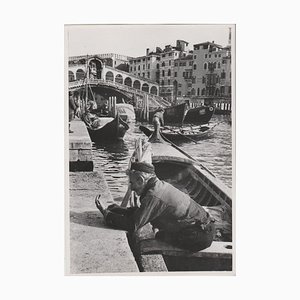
[192,42,231,102]
[129,40,190,102]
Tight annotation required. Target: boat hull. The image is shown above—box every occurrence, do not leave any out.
[85,115,129,143]
[139,125,214,142]
[184,106,215,125]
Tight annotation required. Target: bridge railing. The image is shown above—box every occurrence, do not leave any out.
[69,78,170,108]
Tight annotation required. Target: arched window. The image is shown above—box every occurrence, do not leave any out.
[197,88,200,96]
[215,88,220,96]
[69,71,75,82]
[156,64,160,69]
[142,83,149,92]
[218,62,221,69]
[76,69,85,80]
[213,62,217,69]
[168,69,171,76]
[201,88,206,95]
[161,80,164,86]
[162,70,165,77]
[105,71,114,82]
[191,88,195,95]
[168,79,170,85]
[133,80,141,90]
[204,62,207,70]
[162,62,165,67]
[150,86,158,95]
[115,74,123,84]
[193,64,197,70]
[124,77,132,87]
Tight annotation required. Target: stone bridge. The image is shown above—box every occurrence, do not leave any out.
[68,55,169,107]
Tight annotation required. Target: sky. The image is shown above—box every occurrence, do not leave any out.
[66,24,233,58]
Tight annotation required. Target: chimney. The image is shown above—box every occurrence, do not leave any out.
[146,48,149,56]
[228,27,232,46]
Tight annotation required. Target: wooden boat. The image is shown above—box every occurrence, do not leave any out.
[139,123,216,143]
[183,105,215,125]
[82,112,129,143]
[163,103,187,124]
[148,103,187,125]
[125,121,233,272]
[145,127,232,210]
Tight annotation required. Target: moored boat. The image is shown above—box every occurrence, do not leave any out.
[82,112,129,143]
[183,105,215,125]
[139,123,216,143]
[126,121,233,271]
[116,103,136,122]
[137,120,232,242]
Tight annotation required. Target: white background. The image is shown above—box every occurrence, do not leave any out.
[1,1,300,299]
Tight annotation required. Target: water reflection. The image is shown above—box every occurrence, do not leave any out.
[92,115,232,199]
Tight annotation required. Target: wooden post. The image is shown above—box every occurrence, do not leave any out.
[146,94,149,122]
[112,96,116,118]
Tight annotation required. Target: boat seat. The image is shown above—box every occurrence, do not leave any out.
[138,239,232,259]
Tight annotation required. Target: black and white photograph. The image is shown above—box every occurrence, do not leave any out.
[2,0,300,298]
[66,24,234,274]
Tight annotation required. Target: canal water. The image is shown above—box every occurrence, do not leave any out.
[92,114,232,201]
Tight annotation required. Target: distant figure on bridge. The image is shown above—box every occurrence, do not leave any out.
[69,92,80,133]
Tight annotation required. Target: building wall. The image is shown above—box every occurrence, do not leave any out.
[129,46,191,102]
[173,55,194,100]
[192,43,231,99]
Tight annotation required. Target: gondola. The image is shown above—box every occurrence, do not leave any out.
[139,123,216,143]
[183,105,215,125]
[147,103,186,125]
[126,121,233,271]
[142,125,232,210]
[82,112,129,143]
[137,120,232,242]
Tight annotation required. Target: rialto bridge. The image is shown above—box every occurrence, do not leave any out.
[68,55,169,108]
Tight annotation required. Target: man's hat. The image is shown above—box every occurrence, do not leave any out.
[130,161,155,174]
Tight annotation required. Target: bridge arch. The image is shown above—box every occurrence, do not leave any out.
[88,57,103,79]
[115,74,123,84]
[105,71,114,82]
[76,69,85,80]
[69,71,75,82]
[124,77,132,87]
[150,86,158,95]
[142,83,149,93]
[133,80,141,90]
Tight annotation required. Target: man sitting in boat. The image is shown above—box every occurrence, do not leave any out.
[95,161,215,252]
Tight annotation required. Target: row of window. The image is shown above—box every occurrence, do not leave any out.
[132,72,151,78]
[205,53,222,59]
[203,61,224,70]
[176,86,229,97]
[174,61,194,67]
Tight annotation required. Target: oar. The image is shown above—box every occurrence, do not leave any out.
[121,186,132,207]
[164,126,199,144]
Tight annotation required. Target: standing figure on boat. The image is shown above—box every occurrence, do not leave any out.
[95,161,215,252]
